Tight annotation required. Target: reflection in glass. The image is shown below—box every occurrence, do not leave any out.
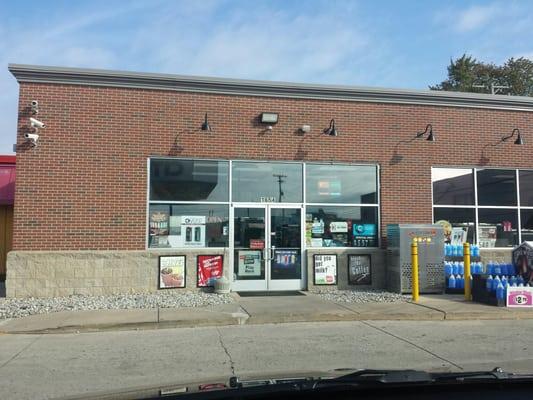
[433,207,475,244]
[305,206,378,247]
[306,164,377,204]
[270,208,301,280]
[150,159,229,201]
[232,162,303,203]
[477,169,517,206]
[148,204,229,248]
[431,168,474,205]
[519,171,533,206]
[233,208,265,280]
[478,208,518,248]
[521,210,533,242]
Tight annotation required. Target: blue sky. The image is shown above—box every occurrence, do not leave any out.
[1,0,532,153]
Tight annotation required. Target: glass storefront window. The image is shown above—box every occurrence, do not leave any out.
[477,169,517,206]
[433,207,475,244]
[432,168,474,205]
[148,204,229,248]
[521,210,533,242]
[306,164,377,204]
[150,159,229,202]
[232,162,303,203]
[519,170,533,206]
[305,206,378,247]
[478,208,518,248]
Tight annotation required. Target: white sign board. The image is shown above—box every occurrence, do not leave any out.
[314,254,337,285]
[507,286,533,307]
[237,250,262,277]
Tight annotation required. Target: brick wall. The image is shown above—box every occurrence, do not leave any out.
[13,82,533,250]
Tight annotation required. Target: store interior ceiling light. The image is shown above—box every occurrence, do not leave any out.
[324,119,338,136]
[201,113,211,131]
[416,124,435,141]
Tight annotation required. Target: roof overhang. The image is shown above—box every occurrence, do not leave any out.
[9,64,533,112]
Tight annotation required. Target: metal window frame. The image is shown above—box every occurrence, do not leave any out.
[431,166,532,249]
[147,157,381,250]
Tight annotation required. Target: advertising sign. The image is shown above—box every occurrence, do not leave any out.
[479,225,497,248]
[150,210,170,247]
[197,255,223,287]
[238,250,262,277]
[348,254,371,285]
[249,239,265,250]
[353,224,377,247]
[158,255,186,289]
[451,227,468,245]
[330,221,348,233]
[313,254,337,285]
[273,249,299,270]
[513,242,533,285]
[507,287,533,307]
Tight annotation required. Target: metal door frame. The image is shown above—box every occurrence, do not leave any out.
[230,203,305,291]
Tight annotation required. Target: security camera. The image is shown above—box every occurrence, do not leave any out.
[30,117,45,129]
[24,132,39,145]
[31,100,39,114]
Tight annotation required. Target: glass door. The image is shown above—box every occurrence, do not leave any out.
[232,206,268,291]
[268,206,303,291]
[232,205,303,291]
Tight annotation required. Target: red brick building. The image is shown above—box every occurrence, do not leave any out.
[6,64,533,297]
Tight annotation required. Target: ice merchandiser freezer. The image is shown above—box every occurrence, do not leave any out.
[387,224,445,294]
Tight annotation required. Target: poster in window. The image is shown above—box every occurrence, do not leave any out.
[451,227,468,245]
[348,254,372,285]
[158,255,186,289]
[313,254,337,285]
[237,250,262,277]
[479,225,497,248]
[197,255,224,287]
[150,210,170,248]
[353,223,377,247]
[273,249,300,270]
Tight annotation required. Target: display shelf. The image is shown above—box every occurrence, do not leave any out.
[472,274,506,307]
[444,255,481,262]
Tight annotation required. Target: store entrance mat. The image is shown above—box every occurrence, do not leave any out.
[236,291,306,297]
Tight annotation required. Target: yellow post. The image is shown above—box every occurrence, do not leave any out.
[464,242,471,301]
[411,240,419,302]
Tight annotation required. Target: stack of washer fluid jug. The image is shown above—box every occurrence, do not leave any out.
[445,260,483,290]
[444,243,480,257]
[444,244,481,290]
[484,261,528,301]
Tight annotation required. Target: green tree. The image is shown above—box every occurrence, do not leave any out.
[430,54,533,96]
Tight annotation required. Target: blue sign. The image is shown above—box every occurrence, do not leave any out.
[353,224,376,237]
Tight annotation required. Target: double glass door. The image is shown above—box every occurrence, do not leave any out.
[232,205,303,291]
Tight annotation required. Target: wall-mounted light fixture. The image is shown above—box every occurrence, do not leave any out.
[500,128,524,145]
[260,112,278,124]
[415,124,435,141]
[299,124,311,133]
[323,119,338,136]
[201,113,211,131]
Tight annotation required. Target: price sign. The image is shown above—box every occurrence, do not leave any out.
[507,287,533,307]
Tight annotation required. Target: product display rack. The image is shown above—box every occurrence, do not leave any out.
[444,254,481,294]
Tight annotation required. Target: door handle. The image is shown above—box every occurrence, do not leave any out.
[270,246,276,262]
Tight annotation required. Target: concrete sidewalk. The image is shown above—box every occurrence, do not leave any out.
[2,293,533,334]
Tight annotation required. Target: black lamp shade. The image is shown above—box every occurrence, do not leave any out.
[515,133,524,145]
[201,113,211,131]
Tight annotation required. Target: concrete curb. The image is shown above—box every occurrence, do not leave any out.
[6,309,533,334]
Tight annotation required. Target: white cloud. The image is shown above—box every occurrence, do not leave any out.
[455,4,499,32]
[0,0,400,153]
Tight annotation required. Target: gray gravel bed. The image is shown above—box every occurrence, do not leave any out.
[313,289,410,303]
[0,291,234,319]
